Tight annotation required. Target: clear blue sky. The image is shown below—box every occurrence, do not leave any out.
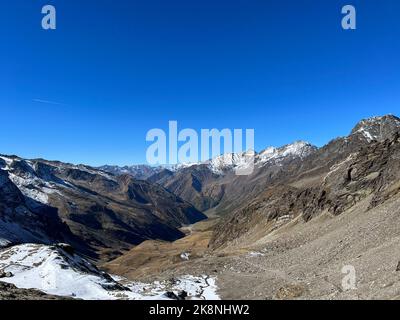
[1,0,399,166]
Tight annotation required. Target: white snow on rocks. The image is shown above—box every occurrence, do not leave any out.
[258,141,316,164]
[8,173,51,204]
[0,238,10,248]
[0,157,56,205]
[257,146,277,162]
[351,115,400,142]
[0,244,122,300]
[98,141,317,177]
[0,156,121,206]
[169,275,220,300]
[119,275,220,300]
[247,251,265,258]
[0,244,220,300]
[207,150,256,175]
[357,127,375,141]
[180,252,191,261]
[0,156,13,170]
[204,141,316,174]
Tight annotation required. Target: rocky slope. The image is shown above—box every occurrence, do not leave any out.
[163,192,400,300]
[0,282,73,300]
[101,115,400,300]
[104,115,400,300]
[103,141,317,213]
[210,115,400,249]
[0,157,206,261]
[0,243,219,300]
[1,114,399,300]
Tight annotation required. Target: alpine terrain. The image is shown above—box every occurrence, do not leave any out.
[1,115,400,300]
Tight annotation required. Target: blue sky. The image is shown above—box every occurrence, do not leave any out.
[1,0,399,166]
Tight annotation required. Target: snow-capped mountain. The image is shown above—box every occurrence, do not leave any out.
[98,163,206,179]
[205,150,256,175]
[97,141,317,212]
[202,141,316,174]
[2,114,400,300]
[257,141,316,164]
[0,243,219,300]
[0,160,78,250]
[100,141,317,178]
[350,115,400,142]
[0,155,206,260]
[142,141,318,213]
[101,116,400,180]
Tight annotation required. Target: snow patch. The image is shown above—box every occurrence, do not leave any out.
[180,252,190,261]
[0,238,11,248]
[206,150,256,175]
[0,156,14,170]
[248,251,265,257]
[8,173,51,204]
[0,244,220,300]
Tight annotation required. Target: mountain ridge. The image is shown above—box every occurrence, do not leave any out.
[0,155,206,261]
[2,114,400,300]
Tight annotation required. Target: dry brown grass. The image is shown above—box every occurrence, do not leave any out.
[102,218,218,281]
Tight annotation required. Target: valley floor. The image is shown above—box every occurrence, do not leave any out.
[1,195,399,300]
[107,195,400,300]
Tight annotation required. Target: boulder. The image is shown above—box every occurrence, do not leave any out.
[163,291,180,300]
[0,270,13,278]
[178,290,188,300]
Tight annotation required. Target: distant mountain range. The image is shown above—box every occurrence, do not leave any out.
[99,115,400,215]
[0,155,206,261]
[99,140,317,179]
[1,114,400,299]
[99,141,317,212]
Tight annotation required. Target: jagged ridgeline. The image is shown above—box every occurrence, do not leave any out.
[1,115,400,300]
[0,156,206,261]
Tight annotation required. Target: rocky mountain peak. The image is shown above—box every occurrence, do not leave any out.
[201,141,317,174]
[206,150,255,174]
[278,140,317,157]
[350,114,400,142]
[257,140,317,164]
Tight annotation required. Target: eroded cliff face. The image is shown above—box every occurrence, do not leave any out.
[210,116,400,249]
